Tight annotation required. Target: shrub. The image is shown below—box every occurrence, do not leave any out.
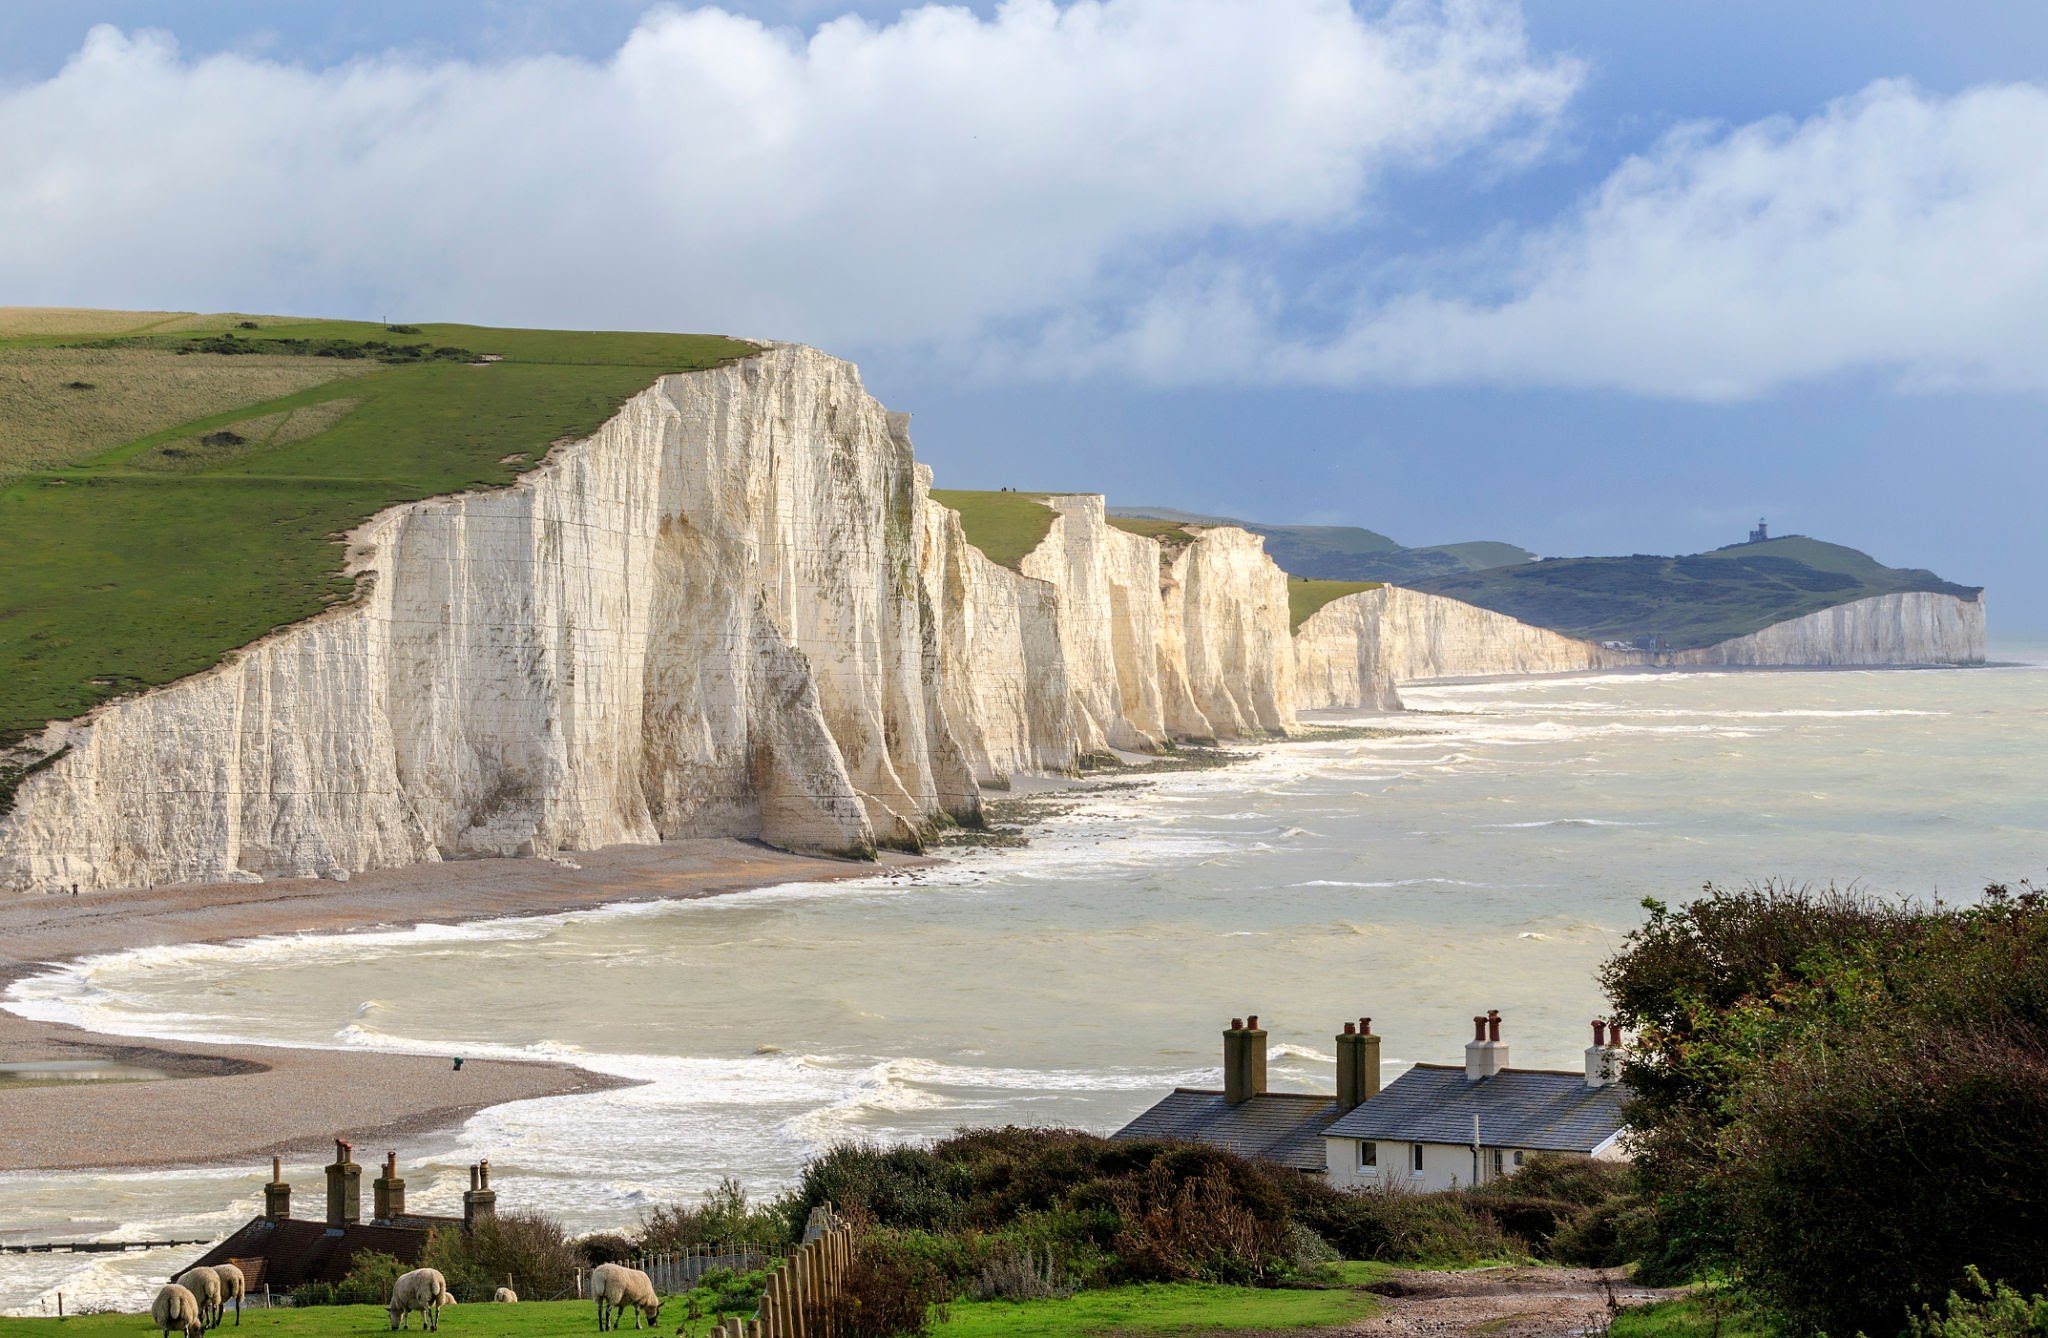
[1911,1268,2048,1338]
[1105,1162,1286,1284]
[831,1233,951,1338]
[292,1249,405,1306]
[424,1210,580,1301]
[638,1176,793,1250]
[576,1232,635,1266]
[968,1244,1072,1301]
[1290,1181,1512,1265]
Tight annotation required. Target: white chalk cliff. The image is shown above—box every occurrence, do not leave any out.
[0,348,1295,893]
[0,347,1990,894]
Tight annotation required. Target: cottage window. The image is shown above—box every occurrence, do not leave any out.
[1492,1149,1505,1178]
[1358,1141,1377,1170]
[1410,1143,1424,1175]
[1513,1150,1525,1168]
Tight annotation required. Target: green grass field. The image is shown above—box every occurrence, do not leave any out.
[0,1298,756,1338]
[928,489,1060,571]
[1607,1292,1776,1338]
[1287,578,1384,630]
[1104,515,1195,548]
[0,312,756,749]
[936,1276,1381,1335]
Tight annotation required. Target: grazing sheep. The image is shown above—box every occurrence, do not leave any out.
[388,1268,449,1332]
[440,1294,458,1307]
[494,1288,519,1304]
[213,1263,246,1327]
[173,1267,223,1330]
[152,1283,205,1338]
[590,1263,661,1331]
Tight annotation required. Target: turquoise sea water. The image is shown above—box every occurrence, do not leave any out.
[3,649,2044,1311]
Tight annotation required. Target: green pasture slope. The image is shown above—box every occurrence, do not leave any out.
[1409,534,1983,650]
[1287,578,1385,631]
[0,316,755,750]
[927,489,1059,570]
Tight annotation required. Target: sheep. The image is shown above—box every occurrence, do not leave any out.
[172,1267,223,1330]
[440,1294,459,1307]
[494,1287,519,1304]
[152,1283,205,1338]
[589,1263,662,1331]
[213,1263,246,1327]
[388,1267,449,1332]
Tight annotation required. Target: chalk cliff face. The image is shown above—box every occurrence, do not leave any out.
[0,350,1306,893]
[1664,591,1987,668]
[0,345,1990,895]
[1294,586,1640,709]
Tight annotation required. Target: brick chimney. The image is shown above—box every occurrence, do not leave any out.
[463,1159,497,1227]
[263,1156,291,1220]
[1465,1011,1509,1082]
[325,1139,360,1228]
[1222,1016,1268,1106]
[372,1150,407,1222]
[1584,1019,1623,1088]
[1335,1018,1382,1112]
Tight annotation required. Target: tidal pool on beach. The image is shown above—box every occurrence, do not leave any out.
[4,653,2044,1312]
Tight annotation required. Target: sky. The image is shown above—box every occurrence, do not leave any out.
[4,2,2044,630]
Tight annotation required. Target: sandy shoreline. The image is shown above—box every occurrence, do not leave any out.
[0,839,926,1173]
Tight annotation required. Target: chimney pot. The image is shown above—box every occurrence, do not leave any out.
[1473,1016,1487,1042]
[1592,1020,1607,1045]
[1230,1018,1243,1031]
[272,1156,282,1184]
[1360,1017,1371,1035]
[1488,1013,1502,1044]
[1247,1015,1259,1030]
[1343,1021,1357,1035]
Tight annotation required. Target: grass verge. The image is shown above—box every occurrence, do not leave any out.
[0,315,756,747]
[1288,578,1385,631]
[929,488,1059,570]
[933,1279,1381,1336]
[0,1299,757,1337]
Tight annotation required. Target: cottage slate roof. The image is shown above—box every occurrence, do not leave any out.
[187,1216,452,1291]
[1112,1089,1341,1172]
[1322,1064,1626,1153]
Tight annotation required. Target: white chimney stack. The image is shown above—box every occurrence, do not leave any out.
[1464,1011,1508,1081]
[1584,1019,1622,1087]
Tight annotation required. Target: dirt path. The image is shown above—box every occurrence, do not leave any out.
[1329,1266,1680,1338]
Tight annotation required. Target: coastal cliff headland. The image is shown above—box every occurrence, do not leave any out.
[0,343,1987,895]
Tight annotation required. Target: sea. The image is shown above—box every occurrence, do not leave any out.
[4,647,2044,1312]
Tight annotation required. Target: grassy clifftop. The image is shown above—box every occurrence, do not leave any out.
[0,310,755,747]
[1409,536,1982,649]
[1110,507,1535,582]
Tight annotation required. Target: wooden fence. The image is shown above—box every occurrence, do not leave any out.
[705,1217,856,1338]
[613,1243,779,1297]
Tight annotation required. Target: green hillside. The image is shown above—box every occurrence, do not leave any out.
[0,310,756,751]
[1110,507,1535,582]
[1410,536,1982,649]
[929,489,1059,569]
[1288,579,1385,630]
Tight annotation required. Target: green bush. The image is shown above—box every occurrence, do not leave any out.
[638,1176,794,1250]
[291,1249,405,1307]
[1911,1268,2048,1338]
[422,1210,580,1301]
[832,1233,951,1338]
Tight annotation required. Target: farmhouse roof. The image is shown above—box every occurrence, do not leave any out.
[186,1214,456,1291]
[1322,1064,1625,1152]
[1112,1088,1341,1173]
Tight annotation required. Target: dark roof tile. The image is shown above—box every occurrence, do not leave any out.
[1323,1065,1626,1152]
[1111,1089,1340,1172]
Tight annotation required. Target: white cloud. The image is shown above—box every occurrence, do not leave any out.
[1263,79,2048,397]
[0,0,1577,351]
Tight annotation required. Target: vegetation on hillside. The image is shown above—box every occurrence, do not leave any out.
[1605,881,2048,1334]
[1287,578,1385,630]
[1111,507,1534,583]
[0,311,756,750]
[928,489,1059,570]
[1410,536,1980,649]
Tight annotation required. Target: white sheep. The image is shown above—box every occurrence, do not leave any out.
[440,1294,459,1307]
[589,1263,662,1331]
[152,1283,205,1338]
[213,1263,246,1327]
[388,1267,449,1332]
[493,1287,519,1304]
[173,1267,223,1330]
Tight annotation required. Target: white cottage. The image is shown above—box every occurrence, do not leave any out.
[1322,1013,1628,1192]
